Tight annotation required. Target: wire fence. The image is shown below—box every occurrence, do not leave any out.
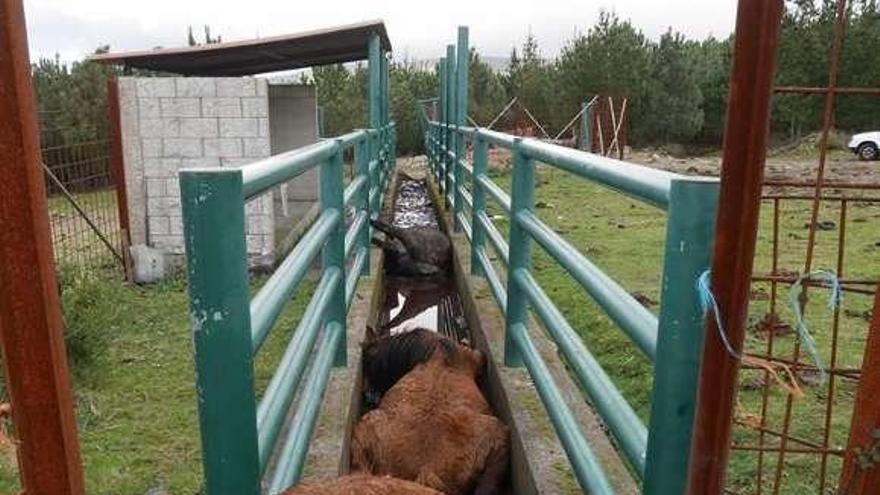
[38,110,125,277]
[727,1,880,492]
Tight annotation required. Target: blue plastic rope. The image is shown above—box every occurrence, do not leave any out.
[787,270,841,382]
[696,270,742,360]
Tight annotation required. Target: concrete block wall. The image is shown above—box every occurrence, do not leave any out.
[118,76,274,264]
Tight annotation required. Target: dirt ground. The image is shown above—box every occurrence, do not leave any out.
[626,149,880,184]
[485,145,880,184]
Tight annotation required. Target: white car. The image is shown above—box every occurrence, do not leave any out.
[848,131,880,161]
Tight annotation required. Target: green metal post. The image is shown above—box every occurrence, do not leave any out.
[504,138,532,367]
[433,122,440,183]
[355,135,370,273]
[581,99,593,152]
[180,169,259,495]
[470,133,487,276]
[444,44,455,206]
[643,177,719,495]
[322,143,347,366]
[368,34,382,130]
[438,58,447,191]
[454,26,469,230]
[391,123,397,171]
[368,130,379,220]
[382,52,390,127]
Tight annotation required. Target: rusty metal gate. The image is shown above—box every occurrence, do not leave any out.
[683,2,880,493]
[36,78,129,277]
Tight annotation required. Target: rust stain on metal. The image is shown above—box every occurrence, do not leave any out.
[0,0,86,493]
[838,287,880,494]
[107,77,134,281]
[685,1,785,493]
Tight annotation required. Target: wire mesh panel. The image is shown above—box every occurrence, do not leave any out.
[38,105,125,276]
[725,1,880,492]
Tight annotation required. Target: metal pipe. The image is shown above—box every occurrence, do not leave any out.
[240,141,335,199]
[517,210,658,359]
[249,209,339,351]
[0,0,85,490]
[255,268,342,469]
[644,178,719,495]
[476,247,507,314]
[513,269,649,474]
[477,212,509,266]
[519,138,680,210]
[457,212,473,241]
[686,1,785,492]
[346,247,368,309]
[322,141,348,366]
[510,323,616,495]
[503,139,532,366]
[470,134,489,276]
[180,168,260,495]
[342,174,367,207]
[344,210,368,261]
[837,286,880,494]
[266,322,342,493]
[477,175,512,213]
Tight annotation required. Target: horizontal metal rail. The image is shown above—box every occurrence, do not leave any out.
[426,99,718,494]
[518,139,679,210]
[509,322,616,495]
[344,211,368,261]
[185,102,395,495]
[513,269,648,472]
[266,321,342,493]
[343,174,367,207]
[477,175,512,214]
[517,210,658,359]
[457,212,472,241]
[255,268,342,468]
[475,248,507,313]
[346,247,368,308]
[242,140,337,199]
[476,212,509,266]
[250,209,340,351]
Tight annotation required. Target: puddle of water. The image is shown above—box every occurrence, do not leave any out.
[377,276,467,342]
[392,177,438,229]
[373,175,467,342]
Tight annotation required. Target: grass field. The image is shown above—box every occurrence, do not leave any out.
[0,157,875,494]
[0,269,316,495]
[483,163,878,493]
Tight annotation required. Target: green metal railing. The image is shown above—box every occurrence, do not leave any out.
[181,122,394,495]
[425,26,719,495]
[181,31,394,495]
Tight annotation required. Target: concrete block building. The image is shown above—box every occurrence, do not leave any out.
[97,21,390,273]
[116,76,317,267]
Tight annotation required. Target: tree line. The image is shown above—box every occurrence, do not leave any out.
[317,1,880,154]
[29,1,880,157]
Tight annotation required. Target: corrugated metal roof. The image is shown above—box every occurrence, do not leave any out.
[91,20,391,76]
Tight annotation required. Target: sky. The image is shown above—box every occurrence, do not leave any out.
[23,0,738,64]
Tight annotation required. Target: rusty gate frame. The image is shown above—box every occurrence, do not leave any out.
[0,0,86,493]
[688,1,880,494]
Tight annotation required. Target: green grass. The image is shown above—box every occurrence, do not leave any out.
[0,162,873,494]
[483,164,878,493]
[0,268,316,495]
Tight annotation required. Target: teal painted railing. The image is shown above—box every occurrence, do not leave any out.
[426,25,719,495]
[181,29,394,494]
[181,123,394,495]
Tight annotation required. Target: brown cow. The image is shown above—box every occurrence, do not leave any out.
[352,335,509,495]
[281,474,443,495]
